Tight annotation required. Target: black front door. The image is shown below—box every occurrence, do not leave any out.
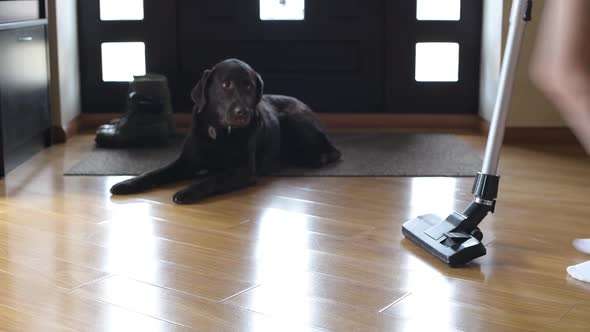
[78,0,482,115]
[78,0,177,113]
[176,0,385,114]
[387,1,483,113]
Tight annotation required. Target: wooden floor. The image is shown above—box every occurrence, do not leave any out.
[0,133,588,331]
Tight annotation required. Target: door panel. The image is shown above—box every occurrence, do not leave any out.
[387,1,483,114]
[176,0,385,114]
[78,0,177,113]
[78,0,482,116]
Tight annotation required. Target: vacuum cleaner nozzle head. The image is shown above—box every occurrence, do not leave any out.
[402,214,487,267]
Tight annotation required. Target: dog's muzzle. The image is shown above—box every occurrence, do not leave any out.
[227,106,252,128]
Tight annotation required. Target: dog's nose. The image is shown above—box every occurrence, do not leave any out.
[234,107,247,116]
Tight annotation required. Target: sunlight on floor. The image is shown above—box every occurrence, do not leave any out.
[409,177,458,218]
[254,208,312,280]
[103,202,158,278]
[251,208,312,325]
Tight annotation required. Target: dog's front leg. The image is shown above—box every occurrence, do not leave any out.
[111,157,197,195]
[172,166,256,204]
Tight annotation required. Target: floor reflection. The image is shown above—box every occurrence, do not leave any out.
[254,208,312,276]
[103,202,157,274]
[103,202,162,330]
[400,178,460,327]
[396,254,455,327]
[104,177,134,196]
[408,178,458,219]
[251,207,312,326]
[105,304,170,332]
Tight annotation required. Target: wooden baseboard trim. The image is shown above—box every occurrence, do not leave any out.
[51,126,67,143]
[80,113,120,131]
[79,113,193,134]
[51,115,82,143]
[479,119,579,144]
[78,113,482,132]
[70,113,580,144]
[65,115,81,138]
[318,114,482,130]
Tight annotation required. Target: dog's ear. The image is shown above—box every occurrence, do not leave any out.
[191,69,212,113]
[255,72,264,104]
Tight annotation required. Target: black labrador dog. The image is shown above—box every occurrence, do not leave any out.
[110,59,341,204]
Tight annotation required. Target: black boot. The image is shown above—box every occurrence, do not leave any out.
[95,74,176,148]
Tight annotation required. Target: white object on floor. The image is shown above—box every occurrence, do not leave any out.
[573,239,590,255]
[567,260,590,283]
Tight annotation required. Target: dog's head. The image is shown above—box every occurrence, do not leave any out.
[191,59,264,129]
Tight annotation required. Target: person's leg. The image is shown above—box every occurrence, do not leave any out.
[530,0,590,282]
[530,0,590,154]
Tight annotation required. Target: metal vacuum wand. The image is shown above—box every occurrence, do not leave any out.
[401,0,534,266]
[482,0,533,175]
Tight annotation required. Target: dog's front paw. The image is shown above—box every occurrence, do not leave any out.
[314,150,342,168]
[173,188,204,205]
[110,179,145,195]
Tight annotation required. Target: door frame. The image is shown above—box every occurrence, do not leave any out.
[78,0,483,115]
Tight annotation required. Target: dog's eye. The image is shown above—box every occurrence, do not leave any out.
[245,83,253,91]
[222,81,233,90]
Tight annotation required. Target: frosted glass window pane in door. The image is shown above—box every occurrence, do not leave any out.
[417,0,461,21]
[101,42,146,82]
[415,43,459,82]
[100,0,144,21]
[260,0,305,21]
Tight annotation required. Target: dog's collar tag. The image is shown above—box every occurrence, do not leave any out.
[208,126,217,140]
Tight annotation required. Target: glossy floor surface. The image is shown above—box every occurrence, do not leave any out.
[0,133,589,331]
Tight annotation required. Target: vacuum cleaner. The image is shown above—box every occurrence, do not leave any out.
[402,0,534,267]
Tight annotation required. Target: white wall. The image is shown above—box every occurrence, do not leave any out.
[479,0,565,127]
[47,0,81,128]
[479,0,504,123]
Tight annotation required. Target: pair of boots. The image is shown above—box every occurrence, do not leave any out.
[95,74,176,148]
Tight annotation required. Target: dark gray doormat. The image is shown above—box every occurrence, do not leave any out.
[65,133,482,177]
